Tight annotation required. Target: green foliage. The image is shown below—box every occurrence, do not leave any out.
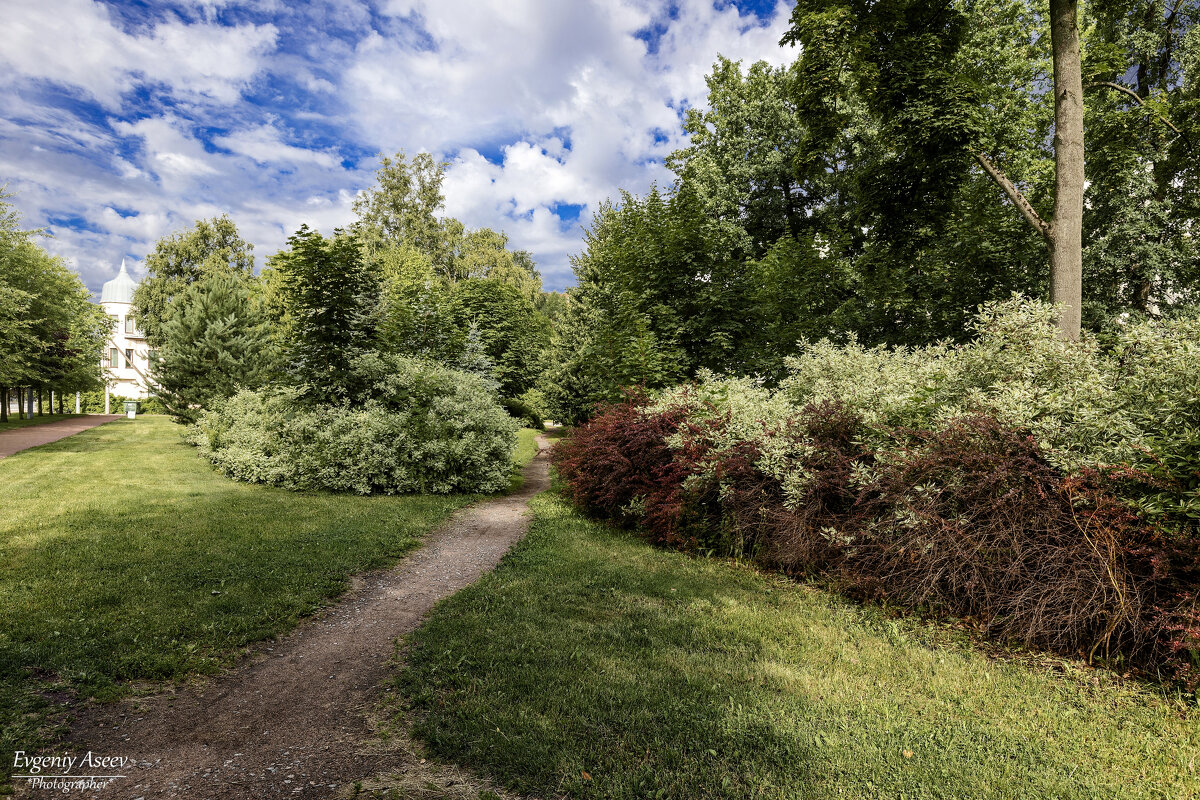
[451,278,550,397]
[500,396,545,430]
[152,271,277,422]
[132,215,255,347]
[1083,0,1200,320]
[373,242,464,362]
[539,292,684,425]
[273,225,377,404]
[552,0,1199,418]
[452,227,543,301]
[659,297,1200,529]
[0,191,108,421]
[190,355,519,495]
[354,150,453,270]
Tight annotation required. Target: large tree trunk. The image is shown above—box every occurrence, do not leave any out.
[1049,0,1085,340]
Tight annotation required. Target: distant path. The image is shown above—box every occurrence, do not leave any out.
[62,434,553,800]
[0,415,122,458]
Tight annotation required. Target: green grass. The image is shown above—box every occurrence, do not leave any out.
[508,427,541,490]
[0,413,88,432]
[0,416,522,791]
[396,493,1200,800]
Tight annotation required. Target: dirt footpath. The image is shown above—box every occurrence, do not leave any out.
[0,416,121,458]
[57,436,551,800]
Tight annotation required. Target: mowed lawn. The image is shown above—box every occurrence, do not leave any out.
[397,493,1200,800]
[0,412,88,433]
[0,417,536,791]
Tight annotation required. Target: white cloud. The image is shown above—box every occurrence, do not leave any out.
[0,0,277,106]
[2,0,796,292]
[213,124,339,168]
[346,0,794,285]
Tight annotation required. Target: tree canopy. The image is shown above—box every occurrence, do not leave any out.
[542,0,1199,420]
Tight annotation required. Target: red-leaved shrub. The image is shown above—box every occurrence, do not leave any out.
[849,416,1156,661]
[551,390,693,543]
[554,396,1200,684]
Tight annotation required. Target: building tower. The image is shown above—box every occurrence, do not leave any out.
[99,260,153,406]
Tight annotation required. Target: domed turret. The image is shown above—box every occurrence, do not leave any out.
[100,259,138,304]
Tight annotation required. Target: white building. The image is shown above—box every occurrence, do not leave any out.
[99,260,154,402]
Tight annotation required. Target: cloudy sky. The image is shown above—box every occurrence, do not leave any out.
[1,0,795,293]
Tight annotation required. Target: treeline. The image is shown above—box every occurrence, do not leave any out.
[137,152,560,429]
[136,153,559,494]
[544,0,1200,423]
[0,191,108,422]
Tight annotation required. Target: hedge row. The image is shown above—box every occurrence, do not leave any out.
[553,300,1200,685]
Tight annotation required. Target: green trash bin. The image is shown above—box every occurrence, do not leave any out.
[123,400,139,419]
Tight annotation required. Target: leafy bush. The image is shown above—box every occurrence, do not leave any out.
[190,356,518,495]
[500,396,544,430]
[851,417,1157,661]
[553,300,1200,684]
[138,396,171,415]
[516,388,550,424]
[781,297,1200,527]
[551,390,694,544]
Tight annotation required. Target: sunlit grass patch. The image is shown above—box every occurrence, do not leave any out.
[396,492,1200,800]
[0,416,485,792]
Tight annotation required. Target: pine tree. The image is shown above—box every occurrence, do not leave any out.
[152,272,275,422]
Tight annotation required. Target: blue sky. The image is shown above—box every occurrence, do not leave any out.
[1,0,795,293]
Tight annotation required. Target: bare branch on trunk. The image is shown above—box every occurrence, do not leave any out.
[974,152,1052,241]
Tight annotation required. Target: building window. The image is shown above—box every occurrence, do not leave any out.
[125,317,136,334]
[109,348,118,368]
[125,348,133,368]
[110,315,119,332]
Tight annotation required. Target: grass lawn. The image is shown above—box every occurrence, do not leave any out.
[0,413,89,433]
[508,427,541,490]
[396,493,1200,800]
[0,416,539,793]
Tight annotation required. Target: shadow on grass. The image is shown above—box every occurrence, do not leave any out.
[395,494,1200,800]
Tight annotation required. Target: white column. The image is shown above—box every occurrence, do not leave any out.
[104,385,110,415]
[75,392,81,414]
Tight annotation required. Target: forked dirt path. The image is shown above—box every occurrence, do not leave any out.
[56,435,552,800]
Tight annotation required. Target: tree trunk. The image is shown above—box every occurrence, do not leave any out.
[1049,0,1085,340]
[1,387,7,423]
[36,387,43,416]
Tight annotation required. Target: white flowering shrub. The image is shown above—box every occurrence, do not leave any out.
[189,356,519,494]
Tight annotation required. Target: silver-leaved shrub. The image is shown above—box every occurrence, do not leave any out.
[653,296,1200,525]
[188,355,519,494]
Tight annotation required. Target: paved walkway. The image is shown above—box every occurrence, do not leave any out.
[0,415,122,458]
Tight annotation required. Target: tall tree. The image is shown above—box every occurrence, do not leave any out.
[1083,0,1200,321]
[132,215,255,346]
[968,0,1085,338]
[152,272,276,422]
[451,278,550,398]
[274,225,377,404]
[353,151,453,269]
[0,192,106,420]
